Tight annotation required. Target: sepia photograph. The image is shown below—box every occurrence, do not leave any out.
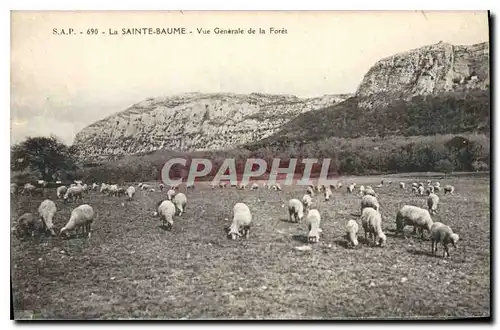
[10,10,491,320]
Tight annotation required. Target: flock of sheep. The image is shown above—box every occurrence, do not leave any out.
[12,177,459,258]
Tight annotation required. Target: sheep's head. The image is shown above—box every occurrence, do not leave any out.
[59,227,68,237]
[308,229,320,243]
[378,232,387,247]
[451,233,459,248]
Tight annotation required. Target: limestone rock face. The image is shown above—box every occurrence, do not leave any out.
[355,41,489,108]
[73,92,351,160]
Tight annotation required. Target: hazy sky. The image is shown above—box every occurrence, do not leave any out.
[10,11,489,145]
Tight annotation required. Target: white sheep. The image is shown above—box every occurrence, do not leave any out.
[154,200,176,230]
[427,193,439,215]
[64,185,84,202]
[272,183,282,191]
[316,184,323,193]
[444,185,455,194]
[227,203,252,240]
[126,186,136,201]
[358,185,366,196]
[173,192,187,216]
[412,182,418,188]
[251,182,259,190]
[347,183,355,193]
[100,183,109,194]
[336,182,343,190]
[411,186,418,193]
[418,182,424,187]
[396,205,434,239]
[166,189,176,200]
[306,186,315,196]
[91,183,99,191]
[426,186,435,194]
[14,213,43,237]
[186,183,195,189]
[141,183,152,191]
[238,183,247,190]
[82,184,89,194]
[345,219,359,248]
[361,207,386,247]
[324,187,332,201]
[435,182,441,187]
[288,199,304,223]
[434,185,441,192]
[417,186,425,196]
[38,199,57,236]
[399,182,406,189]
[138,182,144,188]
[306,209,322,243]
[427,180,432,185]
[21,183,36,196]
[159,183,165,191]
[302,194,312,209]
[361,194,380,214]
[364,187,377,197]
[219,182,227,189]
[60,204,95,238]
[430,222,459,258]
[56,186,68,199]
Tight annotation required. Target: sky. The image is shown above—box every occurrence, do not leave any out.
[10,10,489,145]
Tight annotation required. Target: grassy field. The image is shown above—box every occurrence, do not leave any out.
[10,175,490,319]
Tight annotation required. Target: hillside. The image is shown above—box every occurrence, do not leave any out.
[73,92,351,160]
[252,88,490,149]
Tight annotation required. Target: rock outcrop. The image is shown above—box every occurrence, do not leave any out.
[356,41,489,108]
[73,92,351,160]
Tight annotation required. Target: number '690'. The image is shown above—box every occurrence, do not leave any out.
[87,28,99,35]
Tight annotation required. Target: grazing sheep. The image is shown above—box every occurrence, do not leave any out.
[38,199,57,236]
[399,182,406,189]
[364,187,377,197]
[434,185,441,192]
[418,182,424,187]
[14,213,44,237]
[306,186,315,196]
[302,194,312,209]
[417,186,425,196]
[288,199,304,223]
[106,184,119,197]
[219,182,227,189]
[126,186,136,201]
[426,186,435,195]
[60,204,95,238]
[64,185,84,202]
[361,207,386,247]
[412,182,418,188]
[170,184,179,190]
[306,209,322,243]
[141,184,152,191]
[10,183,17,195]
[138,183,143,188]
[186,183,195,189]
[376,183,383,188]
[345,219,359,248]
[272,183,282,191]
[361,194,380,213]
[56,186,68,199]
[396,205,434,239]
[21,183,36,196]
[427,193,439,215]
[435,182,441,187]
[159,183,165,192]
[324,187,332,201]
[100,183,109,194]
[172,193,187,216]
[166,189,176,200]
[444,185,455,194]
[154,200,176,230]
[149,188,156,193]
[238,183,247,190]
[251,182,259,190]
[81,184,88,194]
[227,203,252,240]
[116,187,126,197]
[430,222,459,258]
[316,184,323,193]
[412,186,418,193]
[91,183,99,191]
[427,180,432,185]
[347,183,355,193]
[358,185,366,195]
[336,182,343,190]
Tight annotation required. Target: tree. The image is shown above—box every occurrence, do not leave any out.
[11,136,75,181]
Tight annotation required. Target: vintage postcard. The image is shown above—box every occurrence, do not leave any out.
[10,10,490,320]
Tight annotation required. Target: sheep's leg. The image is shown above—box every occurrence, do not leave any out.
[431,240,435,255]
[87,223,92,238]
[444,244,449,258]
[245,227,250,239]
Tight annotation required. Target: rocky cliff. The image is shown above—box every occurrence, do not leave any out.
[73,92,351,160]
[356,41,489,108]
